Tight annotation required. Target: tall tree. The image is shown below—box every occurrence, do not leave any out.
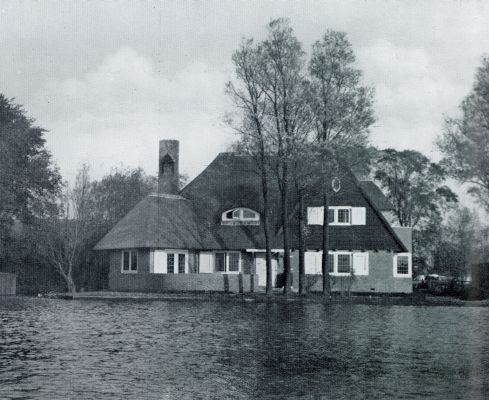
[433,207,478,279]
[438,56,489,212]
[91,167,156,233]
[308,30,375,295]
[373,149,457,228]
[260,19,311,293]
[0,95,61,241]
[226,39,275,294]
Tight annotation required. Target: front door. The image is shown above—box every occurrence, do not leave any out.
[255,254,278,287]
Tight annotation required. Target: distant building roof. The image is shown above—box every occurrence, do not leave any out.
[358,181,394,211]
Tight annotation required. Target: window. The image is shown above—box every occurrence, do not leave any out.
[228,252,240,272]
[121,250,138,273]
[307,207,366,226]
[337,254,352,273]
[214,252,241,273]
[337,208,351,224]
[167,253,175,274]
[394,253,412,277]
[303,252,360,276]
[215,252,226,272]
[222,208,260,225]
[331,207,352,226]
[178,254,186,274]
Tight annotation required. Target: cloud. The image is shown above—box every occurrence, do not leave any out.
[31,47,233,183]
[357,39,467,158]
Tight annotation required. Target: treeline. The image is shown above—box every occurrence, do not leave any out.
[1,19,489,293]
[0,100,156,293]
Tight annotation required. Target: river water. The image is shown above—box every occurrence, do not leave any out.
[0,297,487,399]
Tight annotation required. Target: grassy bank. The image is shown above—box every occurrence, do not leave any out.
[33,290,489,307]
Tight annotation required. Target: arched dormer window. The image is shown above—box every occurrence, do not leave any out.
[222,208,260,226]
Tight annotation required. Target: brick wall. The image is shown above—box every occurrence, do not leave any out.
[108,250,256,293]
[290,250,412,293]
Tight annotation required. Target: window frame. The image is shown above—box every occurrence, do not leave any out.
[121,250,138,274]
[221,208,260,225]
[331,251,352,276]
[166,251,188,274]
[329,207,352,226]
[393,253,412,278]
[307,206,362,226]
[167,253,175,274]
[213,251,241,274]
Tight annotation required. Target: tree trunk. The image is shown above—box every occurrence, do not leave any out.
[321,192,331,296]
[261,162,273,295]
[281,170,291,294]
[298,193,306,295]
[65,274,76,297]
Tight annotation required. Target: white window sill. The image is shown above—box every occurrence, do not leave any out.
[393,274,411,278]
[121,270,138,274]
[329,223,351,226]
[330,272,352,277]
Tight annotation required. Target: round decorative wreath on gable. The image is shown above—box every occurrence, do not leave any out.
[332,177,341,193]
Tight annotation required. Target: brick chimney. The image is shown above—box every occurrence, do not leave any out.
[158,140,179,194]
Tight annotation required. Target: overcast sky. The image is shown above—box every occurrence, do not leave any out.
[2,0,489,198]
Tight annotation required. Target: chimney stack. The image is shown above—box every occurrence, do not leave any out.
[158,140,179,194]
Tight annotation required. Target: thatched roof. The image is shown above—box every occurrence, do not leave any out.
[93,194,219,250]
[358,181,394,211]
[95,152,406,253]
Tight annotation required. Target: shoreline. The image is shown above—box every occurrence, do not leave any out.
[23,290,489,307]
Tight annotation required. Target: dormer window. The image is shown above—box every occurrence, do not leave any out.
[222,208,260,225]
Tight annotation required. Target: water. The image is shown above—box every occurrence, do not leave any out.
[0,297,488,399]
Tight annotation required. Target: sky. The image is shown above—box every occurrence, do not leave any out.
[1,0,489,205]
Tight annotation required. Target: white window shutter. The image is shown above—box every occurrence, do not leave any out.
[199,252,213,273]
[153,250,167,274]
[305,252,323,274]
[351,207,366,225]
[305,252,316,274]
[353,253,369,276]
[307,207,324,225]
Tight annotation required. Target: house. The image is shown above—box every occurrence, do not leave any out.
[94,140,412,293]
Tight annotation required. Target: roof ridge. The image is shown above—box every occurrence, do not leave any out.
[148,193,187,200]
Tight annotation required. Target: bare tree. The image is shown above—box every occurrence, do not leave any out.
[39,165,94,296]
[260,19,312,294]
[308,30,375,295]
[226,39,275,294]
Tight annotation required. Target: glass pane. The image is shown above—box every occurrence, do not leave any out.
[178,254,186,274]
[232,209,241,219]
[226,210,234,219]
[397,256,409,275]
[215,253,226,272]
[228,253,240,272]
[123,251,130,271]
[167,253,175,274]
[337,254,351,273]
[327,254,334,273]
[242,209,256,219]
[338,209,350,223]
[130,251,138,271]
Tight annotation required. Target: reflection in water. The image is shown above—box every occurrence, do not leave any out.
[0,297,488,399]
